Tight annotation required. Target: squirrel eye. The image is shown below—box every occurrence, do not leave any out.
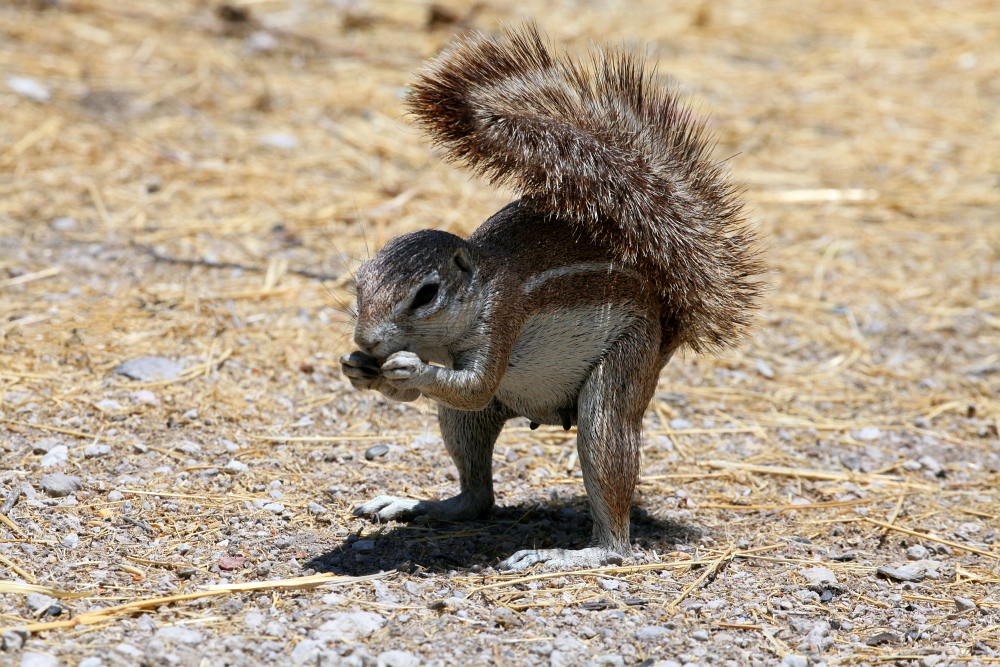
[410,283,439,310]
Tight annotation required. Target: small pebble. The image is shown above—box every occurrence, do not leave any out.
[866,631,898,646]
[31,438,62,455]
[352,539,376,551]
[365,444,390,460]
[6,75,51,102]
[877,565,925,583]
[40,446,69,468]
[307,501,327,515]
[25,593,56,614]
[40,473,82,497]
[636,626,669,641]
[856,426,882,441]
[224,460,249,474]
[84,444,112,458]
[218,555,246,570]
[917,455,942,474]
[780,656,808,667]
[50,216,77,231]
[114,356,183,382]
[376,650,421,667]
[257,132,299,150]
[130,390,159,406]
[691,629,709,641]
[18,652,60,667]
[954,596,976,612]
[263,502,285,514]
[906,545,930,560]
[96,399,123,412]
[154,626,203,644]
[2,629,26,652]
[61,533,79,549]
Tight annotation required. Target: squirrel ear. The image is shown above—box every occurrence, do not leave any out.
[452,247,474,273]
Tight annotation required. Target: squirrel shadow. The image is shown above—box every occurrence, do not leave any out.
[306,499,702,576]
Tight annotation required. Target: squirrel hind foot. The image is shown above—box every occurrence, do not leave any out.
[496,546,626,572]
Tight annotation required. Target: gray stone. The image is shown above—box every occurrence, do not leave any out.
[803,621,833,651]
[954,596,976,612]
[174,441,201,456]
[154,626,203,644]
[107,490,125,502]
[877,565,925,582]
[50,217,77,231]
[40,446,69,468]
[316,611,386,640]
[2,629,26,652]
[798,566,839,587]
[353,539,376,551]
[263,621,286,638]
[32,439,62,455]
[365,444,390,460]
[528,642,554,656]
[550,651,574,667]
[856,426,882,441]
[593,656,625,667]
[95,399,123,412]
[257,132,299,149]
[25,593,56,613]
[553,632,584,651]
[61,533,79,549]
[378,650,421,667]
[130,390,159,406]
[243,610,265,630]
[781,656,808,667]
[78,659,103,667]
[19,652,60,667]
[691,629,710,641]
[263,502,285,514]
[40,473,81,497]
[636,625,669,641]
[917,455,942,473]
[114,644,142,657]
[224,460,249,474]
[83,444,112,458]
[7,75,51,102]
[307,501,328,515]
[291,640,323,665]
[114,356,183,382]
[906,545,930,560]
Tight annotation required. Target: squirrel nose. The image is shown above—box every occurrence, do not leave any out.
[354,330,382,356]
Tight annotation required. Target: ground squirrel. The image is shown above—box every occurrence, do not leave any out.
[341,24,764,570]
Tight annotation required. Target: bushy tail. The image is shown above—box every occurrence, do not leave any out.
[407,23,764,353]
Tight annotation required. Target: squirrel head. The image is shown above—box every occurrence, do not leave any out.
[353,229,479,364]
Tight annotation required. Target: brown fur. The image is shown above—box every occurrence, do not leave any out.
[341,24,764,570]
[407,23,765,354]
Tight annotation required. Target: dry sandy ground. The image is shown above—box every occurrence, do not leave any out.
[1,1,999,666]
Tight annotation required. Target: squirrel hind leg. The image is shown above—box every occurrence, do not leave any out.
[498,319,661,571]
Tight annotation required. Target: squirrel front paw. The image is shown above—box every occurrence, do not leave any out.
[340,350,382,390]
[380,351,430,389]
